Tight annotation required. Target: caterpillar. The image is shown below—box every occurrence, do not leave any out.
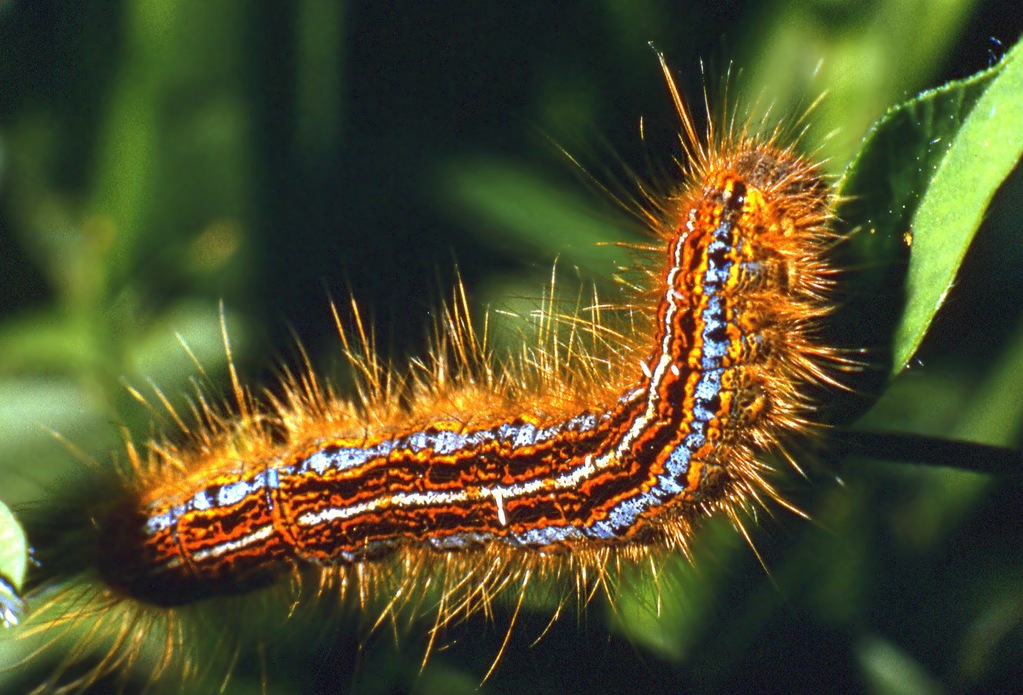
[8,55,841,693]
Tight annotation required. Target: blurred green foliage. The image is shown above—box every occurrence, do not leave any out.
[1,1,1021,693]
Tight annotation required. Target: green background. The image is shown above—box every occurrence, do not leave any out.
[1,2,1021,693]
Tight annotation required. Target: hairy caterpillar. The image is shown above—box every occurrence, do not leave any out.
[7,55,843,693]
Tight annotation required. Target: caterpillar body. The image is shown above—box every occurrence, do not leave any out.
[13,57,840,691]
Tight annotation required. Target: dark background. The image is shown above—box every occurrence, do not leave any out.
[1,2,1022,693]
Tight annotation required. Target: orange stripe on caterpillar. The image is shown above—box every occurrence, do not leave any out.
[18,54,841,690]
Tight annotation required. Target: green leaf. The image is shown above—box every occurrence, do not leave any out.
[895,46,1023,371]
[834,40,1023,378]
[0,499,28,628]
